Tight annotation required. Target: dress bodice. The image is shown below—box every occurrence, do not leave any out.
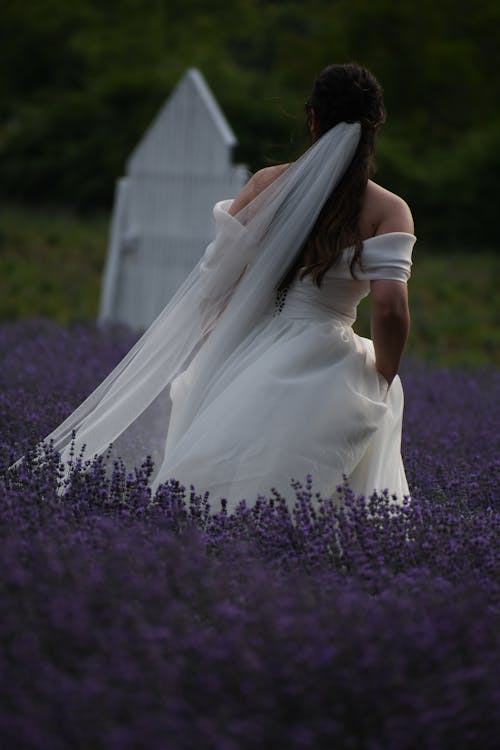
[206,201,416,328]
[275,232,416,325]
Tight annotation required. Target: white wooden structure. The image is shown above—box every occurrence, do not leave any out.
[99,68,248,331]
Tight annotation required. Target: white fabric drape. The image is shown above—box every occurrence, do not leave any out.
[19,122,362,487]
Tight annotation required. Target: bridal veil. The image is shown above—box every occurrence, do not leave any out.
[26,122,362,487]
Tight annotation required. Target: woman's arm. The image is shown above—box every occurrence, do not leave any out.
[370,280,410,385]
[370,193,414,385]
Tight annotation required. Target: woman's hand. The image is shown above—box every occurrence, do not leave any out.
[370,279,410,385]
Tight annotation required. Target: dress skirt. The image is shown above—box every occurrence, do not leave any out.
[151,308,409,512]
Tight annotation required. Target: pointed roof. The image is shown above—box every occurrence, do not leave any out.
[126,68,237,176]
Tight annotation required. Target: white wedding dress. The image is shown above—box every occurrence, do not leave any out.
[151,201,416,511]
[16,123,416,513]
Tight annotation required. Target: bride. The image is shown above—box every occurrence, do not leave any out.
[23,63,416,511]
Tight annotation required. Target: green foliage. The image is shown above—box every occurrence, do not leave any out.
[0,204,107,324]
[0,204,498,367]
[0,0,499,244]
[354,252,500,367]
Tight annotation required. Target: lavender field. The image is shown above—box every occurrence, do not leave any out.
[1,319,499,749]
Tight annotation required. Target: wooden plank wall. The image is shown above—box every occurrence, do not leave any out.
[99,68,248,331]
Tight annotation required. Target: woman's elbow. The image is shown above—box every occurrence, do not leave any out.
[370,281,409,318]
[372,297,409,321]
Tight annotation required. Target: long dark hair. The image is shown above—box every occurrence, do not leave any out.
[278,63,385,290]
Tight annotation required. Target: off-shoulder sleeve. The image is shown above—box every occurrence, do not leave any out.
[199,200,249,273]
[197,200,255,331]
[354,233,416,282]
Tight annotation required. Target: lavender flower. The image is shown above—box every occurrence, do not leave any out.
[0,319,499,749]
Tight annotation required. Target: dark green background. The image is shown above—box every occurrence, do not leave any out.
[0,0,498,366]
[1,0,499,246]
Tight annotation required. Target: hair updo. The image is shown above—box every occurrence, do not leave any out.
[306,63,385,136]
[279,63,386,290]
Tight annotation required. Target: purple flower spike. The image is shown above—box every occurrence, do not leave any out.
[0,321,499,749]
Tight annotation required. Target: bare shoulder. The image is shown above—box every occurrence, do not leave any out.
[365,180,415,235]
[252,163,290,191]
[229,163,290,216]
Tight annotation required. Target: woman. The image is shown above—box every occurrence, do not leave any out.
[24,63,416,511]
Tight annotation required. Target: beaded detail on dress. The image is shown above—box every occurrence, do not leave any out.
[273,287,289,316]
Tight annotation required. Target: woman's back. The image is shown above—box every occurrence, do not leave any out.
[231,168,414,244]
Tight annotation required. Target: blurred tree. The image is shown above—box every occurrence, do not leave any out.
[0,0,498,245]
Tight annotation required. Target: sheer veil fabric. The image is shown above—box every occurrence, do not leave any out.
[21,122,363,498]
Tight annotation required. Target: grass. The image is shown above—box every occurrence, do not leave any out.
[0,203,498,366]
[355,252,499,366]
[0,204,108,325]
